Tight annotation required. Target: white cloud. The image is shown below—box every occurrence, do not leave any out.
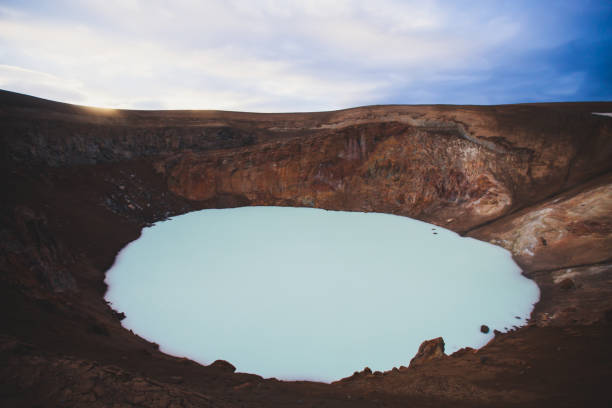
[0,0,583,110]
[0,64,87,102]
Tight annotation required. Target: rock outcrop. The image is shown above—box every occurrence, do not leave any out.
[469,173,612,271]
[409,337,446,367]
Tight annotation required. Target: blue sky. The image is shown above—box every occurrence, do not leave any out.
[0,0,610,111]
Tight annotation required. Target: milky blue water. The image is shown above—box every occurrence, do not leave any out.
[104,206,539,382]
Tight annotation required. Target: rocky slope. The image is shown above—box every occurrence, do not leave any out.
[1,90,611,407]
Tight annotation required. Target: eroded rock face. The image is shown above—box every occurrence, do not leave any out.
[469,173,612,272]
[161,123,517,231]
[4,92,611,235]
[159,107,612,234]
[2,206,76,293]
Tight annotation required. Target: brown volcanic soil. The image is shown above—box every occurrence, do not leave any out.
[1,90,611,407]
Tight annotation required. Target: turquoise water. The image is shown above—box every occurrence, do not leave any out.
[104,206,539,382]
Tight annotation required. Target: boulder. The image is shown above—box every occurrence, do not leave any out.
[409,337,446,367]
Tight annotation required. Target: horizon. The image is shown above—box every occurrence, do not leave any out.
[3,88,611,115]
[1,1,611,112]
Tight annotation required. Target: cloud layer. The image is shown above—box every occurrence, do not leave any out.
[0,0,610,111]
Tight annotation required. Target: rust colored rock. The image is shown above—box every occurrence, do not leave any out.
[469,173,612,272]
[409,337,446,367]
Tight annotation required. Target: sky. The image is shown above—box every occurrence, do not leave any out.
[0,0,610,111]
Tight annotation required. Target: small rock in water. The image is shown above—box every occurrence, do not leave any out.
[480,325,490,334]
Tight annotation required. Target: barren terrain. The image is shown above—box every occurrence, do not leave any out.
[1,90,611,407]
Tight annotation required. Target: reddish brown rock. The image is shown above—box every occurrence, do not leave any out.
[469,173,612,272]
[409,337,446,367]
[159,105,612,233]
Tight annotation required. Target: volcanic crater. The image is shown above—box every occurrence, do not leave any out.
[1,90,611,407]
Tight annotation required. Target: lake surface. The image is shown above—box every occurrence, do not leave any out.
[104,206,540,382]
